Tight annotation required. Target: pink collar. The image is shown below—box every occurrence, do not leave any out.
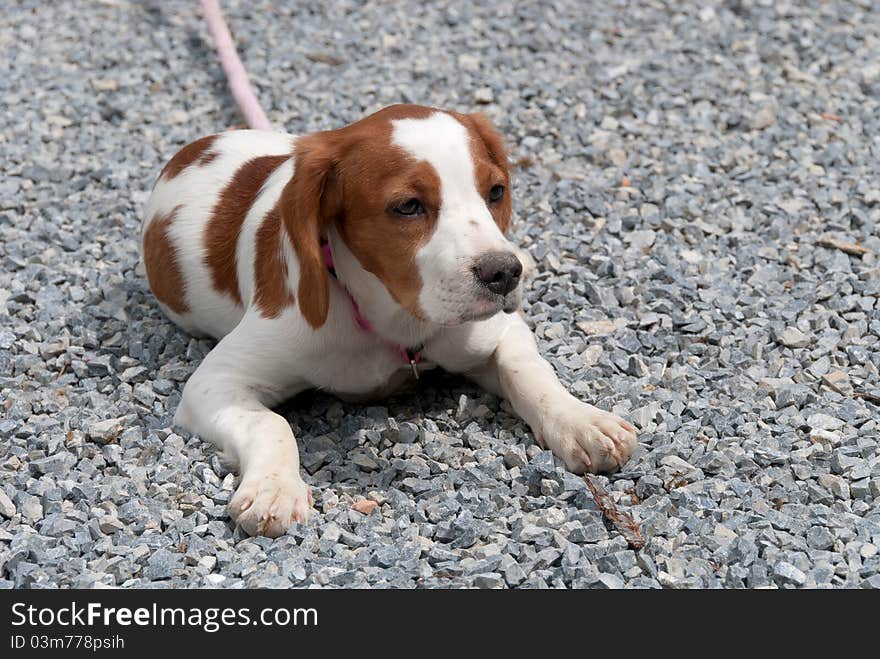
[321,240,422,377]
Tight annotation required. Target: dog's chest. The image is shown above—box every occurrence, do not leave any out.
[309,339,436,399]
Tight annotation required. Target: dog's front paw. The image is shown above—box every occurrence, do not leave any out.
[537,400,638,474]
[228,471,313,537]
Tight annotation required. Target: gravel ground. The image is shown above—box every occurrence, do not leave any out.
[2,0,879,589]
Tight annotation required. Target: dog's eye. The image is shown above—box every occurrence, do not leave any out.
[393,199,425,217]
[488,185,505,203]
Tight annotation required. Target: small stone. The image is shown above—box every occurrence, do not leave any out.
[805,526,835,550]
[98,517,125,535]
[775,384,811,409]
[15,493,43,522]
[29,453,76,475]
[144,548,183,580]
[584,283,618,310]
[169,109,189,124]
[120,366,148,383]
[660,455,702,481]
[88,417,126,444]
[0,420,17,438]
[503,446,527,469]
[851,479,871,500]
[0,330,15,350]
[818,474,850,499]
[750,105,776,130]
[714,524,737,543]
[320,523,342,544]
[474,87,494,104]
[807,413,845,431]
[535,508,566,529]
[810,428,842,445]
[627,230,656,250]
[91,78,118,91]
[777,327,811,349]
[580,344,603,367]
[0,490,16,518]
[472,572,505,588]
[339,531,365,548]
[773,561,806,587]
[389,421,419,444]
[576,319,616,336]
[152,379,175,396]
[540,478,562,496]
[821,370,853,396]
[86,355,113,375]
[351,451,380,472]
[607,148,627,166]
[504,562,527,587]
[569,522,607,544]
[861,62,880,83]
[830,451,860,474]
[457,53,480,71]
[352,499,378,515]
[626,355,650,377]
[630,402,661,429]
[301,451,328,474]
[594,573,625,589]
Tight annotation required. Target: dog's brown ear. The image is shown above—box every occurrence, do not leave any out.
[280,132,340,329]
[466,112,512,233]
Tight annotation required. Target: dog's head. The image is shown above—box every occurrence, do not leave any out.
[281,104,523,329]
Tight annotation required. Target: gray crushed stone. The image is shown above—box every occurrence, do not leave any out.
[1,0,879,589]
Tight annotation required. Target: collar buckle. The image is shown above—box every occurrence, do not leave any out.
[406,346,423,379]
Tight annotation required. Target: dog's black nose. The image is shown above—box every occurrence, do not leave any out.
[473,252,523,296]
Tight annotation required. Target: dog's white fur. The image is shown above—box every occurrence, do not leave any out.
[143,107,637,537]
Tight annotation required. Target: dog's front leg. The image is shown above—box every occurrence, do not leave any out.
[174,334,312,537]
[461,315,638,473]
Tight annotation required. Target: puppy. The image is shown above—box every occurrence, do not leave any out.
[142,104,637,537]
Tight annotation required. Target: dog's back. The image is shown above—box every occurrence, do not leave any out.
[142,130,296,338]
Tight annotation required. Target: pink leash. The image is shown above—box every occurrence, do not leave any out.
[201,0,272,130]
[202,2,422,376]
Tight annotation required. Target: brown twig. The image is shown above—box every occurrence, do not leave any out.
[854,391,880,405]
[584,475,645,550]
[816,236,872,256]
[305,52,345,66]
[432,570,462,579]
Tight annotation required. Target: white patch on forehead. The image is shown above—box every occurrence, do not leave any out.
[390,112,504,242]
[391,112,477,204]
[391,112,514,326]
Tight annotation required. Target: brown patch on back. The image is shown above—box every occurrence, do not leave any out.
[198,150,219,167]
[143,205,189,314]
[254,204,295,318]
[204,154,290,306]
[158,135,219,182]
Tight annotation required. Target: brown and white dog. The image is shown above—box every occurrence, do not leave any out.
[142,104,638,537]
